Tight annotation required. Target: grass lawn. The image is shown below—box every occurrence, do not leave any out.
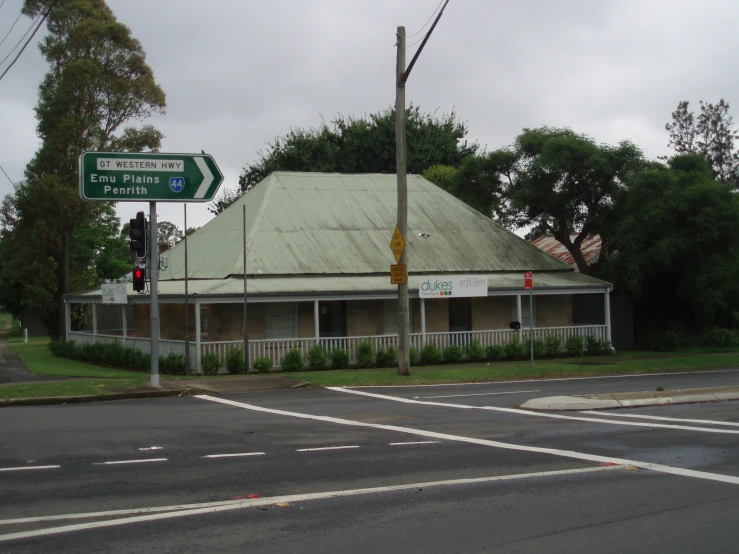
[8,342,146,379]
[0,379,147,401]
[282,351,739,387]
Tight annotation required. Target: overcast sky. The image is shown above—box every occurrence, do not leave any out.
[1,0,738,231]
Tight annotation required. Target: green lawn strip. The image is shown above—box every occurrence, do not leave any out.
[282,352,739,387]
[0,379,147,401]
[8,342,146,379]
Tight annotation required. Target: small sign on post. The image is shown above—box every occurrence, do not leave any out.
[390,264,407,284]
[524,272,534,368]
[389,225,405,263]
[524,271,533,290]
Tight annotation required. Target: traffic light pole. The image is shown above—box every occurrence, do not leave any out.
[149,202,160,387]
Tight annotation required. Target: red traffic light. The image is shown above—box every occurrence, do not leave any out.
[133,266,146,292]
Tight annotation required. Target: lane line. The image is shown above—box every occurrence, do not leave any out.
[296,446,359,452]
[0,465,624,541]
[389,441,438,446]
[202,452,265,459]
[195,395,739,486]
[331,387,739,436]
[350,368,739,388]
[0,465,60,472]
[422,390,539,399]
[580,411,739,427]
[93,458,167,466]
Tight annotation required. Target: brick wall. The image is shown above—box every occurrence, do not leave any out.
[536,295,573,327]
[347,300,384,336]
[424,298,449,332]
[471,297,515,330]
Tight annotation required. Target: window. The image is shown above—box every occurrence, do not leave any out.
[383,300,398,335]
[520,295,537,329]
[200,306,209,337]
[265,303,298,339]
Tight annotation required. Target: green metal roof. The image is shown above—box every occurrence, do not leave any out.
[69,271,610,301]
[160,172,572,281]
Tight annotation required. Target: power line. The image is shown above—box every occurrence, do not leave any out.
[0,0,56,83]
[0,0,7,11]
[0,12,23,49]
[0,164,15,186]
[0,14,40,67]
[407,0,445,39]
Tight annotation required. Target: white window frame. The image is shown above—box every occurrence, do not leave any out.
[265,303,299,339]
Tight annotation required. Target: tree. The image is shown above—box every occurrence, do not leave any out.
[208,187,242,216]
[491,127,645,275]
[423,156,502,218]
[157,221,183,249]
[607,155,739,333]
[666,99,739,187]
[0,0,166,338]
[238,105,477,192]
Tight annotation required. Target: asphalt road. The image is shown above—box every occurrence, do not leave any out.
[2,369,739,552]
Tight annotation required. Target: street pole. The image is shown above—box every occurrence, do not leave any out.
[395,25,410,376]
[394,1,450,376]
[184,204,190,376]
[243,205,250,372]
[149,202,160,387]
[529,289,534,368]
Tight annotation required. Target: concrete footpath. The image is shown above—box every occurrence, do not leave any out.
[521,385,739,411]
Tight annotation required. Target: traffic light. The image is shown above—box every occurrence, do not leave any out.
[133,266,146,292]
[129,211,147,259]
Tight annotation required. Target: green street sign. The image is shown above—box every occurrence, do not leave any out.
[78,152,224,202]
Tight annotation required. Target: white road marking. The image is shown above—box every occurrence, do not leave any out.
[332,388,739,436]
[389,441,438,446]
[0,465,624,541]
[349,368,739,388]
[421,390,539,399]
[580,411,739,427]
[296,446,360,452]
[196,395,739,486]
[202,452,265,459]
[0,465,60,472]
[93,458,167,466]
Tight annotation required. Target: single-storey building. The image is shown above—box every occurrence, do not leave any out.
[65,172,614,369]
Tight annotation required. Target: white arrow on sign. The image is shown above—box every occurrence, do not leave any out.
[194,157,214,199]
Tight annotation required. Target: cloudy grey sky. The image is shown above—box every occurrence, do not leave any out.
[1,0,738,231]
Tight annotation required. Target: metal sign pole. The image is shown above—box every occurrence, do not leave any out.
[184,204,190,376]
[529,289,534,368]
[149,201,160,387]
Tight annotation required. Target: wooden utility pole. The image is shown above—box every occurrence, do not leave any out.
[394,0,450,376]
[395,26,410,376]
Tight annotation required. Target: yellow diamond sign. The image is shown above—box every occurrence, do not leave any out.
[389,225,405,263]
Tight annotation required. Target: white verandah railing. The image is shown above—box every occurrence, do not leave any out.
[68,325,607,371]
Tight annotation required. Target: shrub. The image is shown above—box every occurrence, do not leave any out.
[375,346,397,368]
[201,352,221,375]
[330,348,350,369]
[409,347,420,366]
[420,343,443,365]
[442,344,463,364]
[281,349,304,372]
[356,341,375,369]
[253,356,273,373]
[532,338,546,359]
[544,334,562,357]
[504,337,527,360]
[486,345,504,361]
[565,335,585,357]
[696,328,737,349]
[50,340,77,359]
[226,348,246,375]
[307,344,329,371]
[585,335,603,355]
[159,352,186,375]
[466,340,485,363]
[648,330,682,352]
